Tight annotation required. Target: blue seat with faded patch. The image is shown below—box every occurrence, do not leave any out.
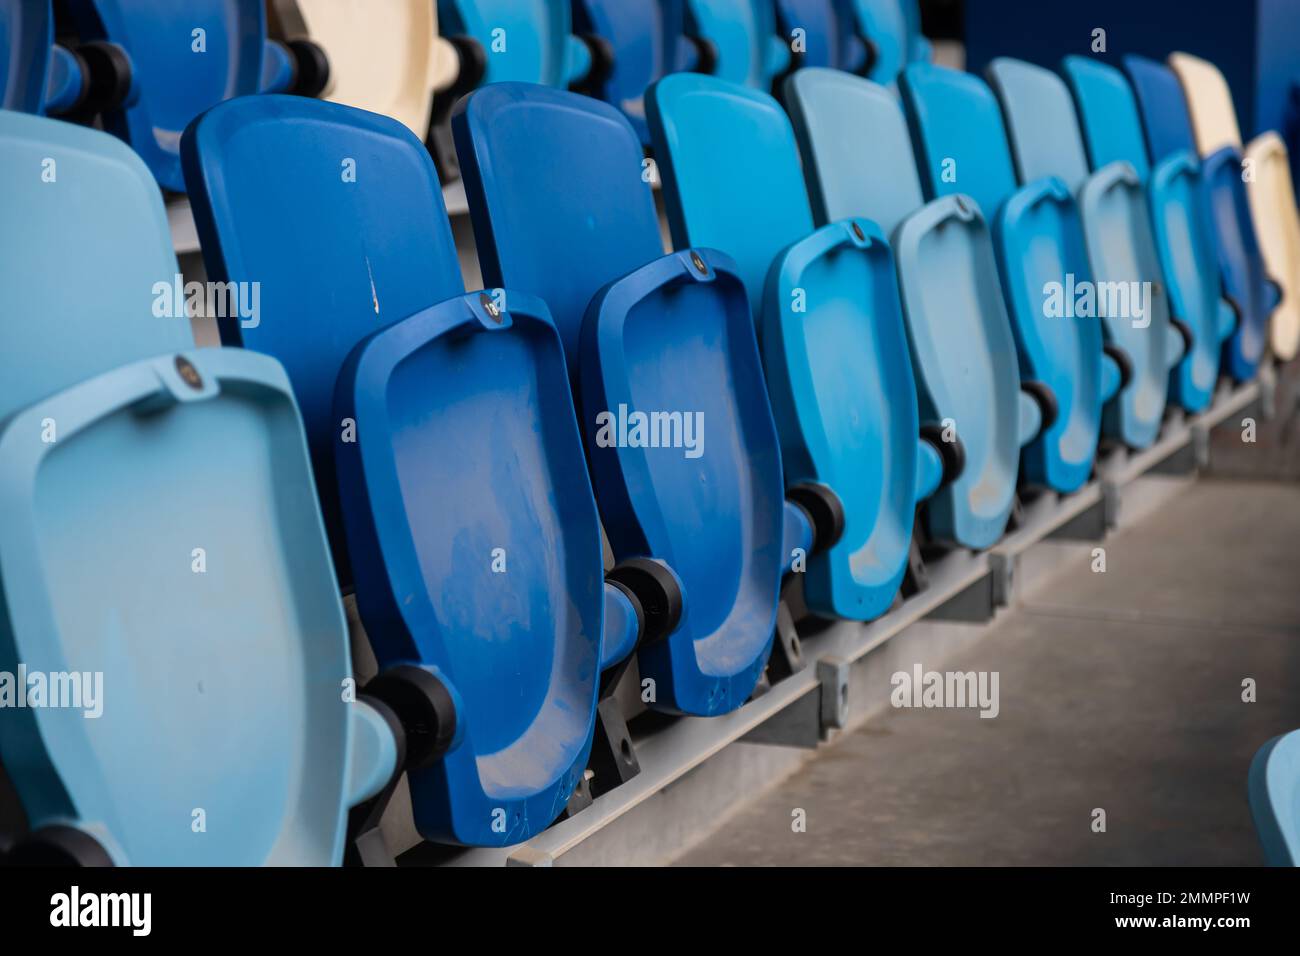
[984,58,1185,451]
[439,0,591,90]
[455,83,819,715]
[0,109,396,866]
[681,0,789,91]
[183,95,641,846]
[645,71,944,620]
[778,69,1043,550]
[1250,728,1300,867]
[1063,56,1233,414]
[57,0,300,192]
[890,64,1116,493]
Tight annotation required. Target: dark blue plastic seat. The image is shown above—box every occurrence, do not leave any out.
[773,0,866,75]
[58,0,297,192]
[0,109,395,866]
[1249,729,1300,866]
[644,71,944,619]
[1062,56,1233,414]
[1124,54,1279,383]
[681,0,789,91]
[455,83,817,715]
[183,95,640,845]
[890,64,1116,492]
[572,0,685,143]
[777,69,1042,550]
[983,58,1185,450]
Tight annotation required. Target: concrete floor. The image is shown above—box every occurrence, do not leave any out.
[675,479,1300,866]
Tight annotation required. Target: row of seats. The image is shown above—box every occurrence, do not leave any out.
[0,1,930,185]
[1,11,1298,864]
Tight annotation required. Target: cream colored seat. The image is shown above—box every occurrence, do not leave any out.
[268,1,455,140]
[1170,51,1300,360]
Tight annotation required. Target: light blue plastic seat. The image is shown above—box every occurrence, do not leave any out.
[455,83,818,715]
[1249,729,1300,866]
[984,58,1184,451]
[781,69,1042,550]
[0,110,394,866]
[58,0,297,192]
[891,64,1116,493]
[845,0,930,84]
[439,0,591,89]
[1063,56,1233,414]
[645,71,944,620]
[682,0,789,91]
[183,95,640,845]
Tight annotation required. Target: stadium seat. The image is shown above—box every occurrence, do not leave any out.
[983,58,1184,450]
[885,64,1116,492]
[645,71,945,619]
[438,0,592,87]
[773,0,867,75]
[1249,729,1300,866]
[784,68,1045,550]
[572,0,689,143]
[0,109,397,866]
[455,83,827,715]
[681,0,790,91]
[1132,53,1277,380]
[55,0,317,192]
[183,96,645,845]
[1063,56,1232,414]
[845,0,931,84]
[1169,51,1297,363]
[266,0,454,140]
[0,0,132,116]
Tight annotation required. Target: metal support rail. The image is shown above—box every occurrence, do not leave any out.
[428,378,1264,866]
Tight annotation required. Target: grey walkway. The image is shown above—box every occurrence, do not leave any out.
[674,480,1300,866]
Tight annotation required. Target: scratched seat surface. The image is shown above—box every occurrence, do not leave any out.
[267,0,440,138]
[1168,51,1297,364]
[1249,729,1300,867]
[892,63,1109,493]
[785,68,1036,550]
[60,0,289,192]
[682,0,789,91]
[456,83,787,714]
[183,95,619,844]
[0,111,393,865]
[647,71,941,619]
[1063,55,1231,413]
[986,57,1182,450]
[438,0,590,88]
